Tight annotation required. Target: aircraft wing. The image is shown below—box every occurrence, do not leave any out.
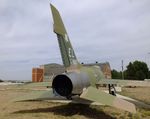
[97,79,150,87]
[21,82,52,88]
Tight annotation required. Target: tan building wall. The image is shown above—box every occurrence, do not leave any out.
[40,63,65,81]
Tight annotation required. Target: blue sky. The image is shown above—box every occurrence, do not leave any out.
[0,0,150,80]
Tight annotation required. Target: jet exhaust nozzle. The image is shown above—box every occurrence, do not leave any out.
[52,74,73,97]
[52,72,90,97]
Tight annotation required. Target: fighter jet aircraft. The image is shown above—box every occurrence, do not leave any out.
[15,4,141,113]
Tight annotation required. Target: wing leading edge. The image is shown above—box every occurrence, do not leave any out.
[97,79,150,87]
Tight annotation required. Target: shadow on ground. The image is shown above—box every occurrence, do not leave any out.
[13,103,115,119]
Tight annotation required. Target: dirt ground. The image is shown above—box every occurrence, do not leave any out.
[0,85,149,119]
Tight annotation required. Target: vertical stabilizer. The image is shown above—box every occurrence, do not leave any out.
[50,4,79,69]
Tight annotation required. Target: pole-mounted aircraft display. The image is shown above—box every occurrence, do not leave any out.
[15,4,150,113]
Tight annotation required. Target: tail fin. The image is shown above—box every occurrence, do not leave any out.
[50,4,79,69]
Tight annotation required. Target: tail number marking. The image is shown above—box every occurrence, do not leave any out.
[68,48,75,58]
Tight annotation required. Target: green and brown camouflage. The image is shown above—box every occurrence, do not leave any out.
[50,4,149,113]
[51,4,80,70]
[15,4,146,114]
[50,4,105,86]
[80,86,136,113]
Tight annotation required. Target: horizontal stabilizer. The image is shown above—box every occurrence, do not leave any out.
[116,93,150,109]
[80,86,136,113]
[13,89,64,102]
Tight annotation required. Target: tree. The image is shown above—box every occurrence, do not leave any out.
[0,79,3,82]
[125,61,149,80]
[135,70,146,80]
[126,62,135,79]
[148,71,150,79]
[111,69,122,79]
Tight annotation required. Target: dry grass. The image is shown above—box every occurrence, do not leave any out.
[0,85,149,119]
[120,87,150,105]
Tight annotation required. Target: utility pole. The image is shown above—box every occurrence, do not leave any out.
[148,52,150,69]
[121,60,124,80]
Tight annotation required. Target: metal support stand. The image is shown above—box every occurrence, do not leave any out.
[108,84,116,96]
